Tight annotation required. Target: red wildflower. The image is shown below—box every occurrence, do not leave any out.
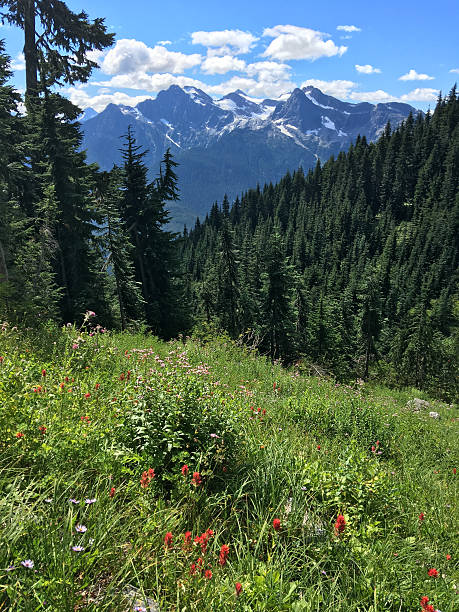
[140,468,155,488]
[15,432,24,438]
[334,514,346,535]
[164,532,173,549]
[0,356,4,363]
[273,518,281,531]
[420,596,430,608]
[181,464,189,477]
[273,382,277,390]
[424,606,434,612]
[219,544,229,566]
[183,531,192,550]
[453,468,457,475]
[204,569,212,580]
[235,582,242,596]
[65,376,69,383]
[109,487,115,498]
[42,369,46,377]
[262,409,266,415]
[119,373,125,381]
[38,425,46,434]
[427,568,438,578]
[59,382,65,389]
[317,444,321,450]
[191,471,202,486]
[371,446,376,452]
[84,393,91,399]
[446,554,451,560]
[95,383,100,390]
[419,512,425,522]
[190,563,197,575]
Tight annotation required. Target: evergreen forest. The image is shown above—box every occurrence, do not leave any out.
[181,93,459,400]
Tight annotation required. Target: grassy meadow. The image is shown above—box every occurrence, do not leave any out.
[0,317,457,611]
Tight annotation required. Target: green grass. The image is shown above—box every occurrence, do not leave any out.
[0,321,457,611]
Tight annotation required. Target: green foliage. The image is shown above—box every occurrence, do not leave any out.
[116,356,240,484]
[182,89,459,399]
[0,327,457,611]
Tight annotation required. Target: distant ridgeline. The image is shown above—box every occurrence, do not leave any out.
[180,87,459,400]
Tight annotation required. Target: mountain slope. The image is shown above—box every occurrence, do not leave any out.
[81,85,420,227]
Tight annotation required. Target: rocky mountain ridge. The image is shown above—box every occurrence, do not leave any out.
[81,85,420,228]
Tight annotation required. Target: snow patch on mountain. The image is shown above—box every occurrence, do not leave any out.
[321,116,336,130]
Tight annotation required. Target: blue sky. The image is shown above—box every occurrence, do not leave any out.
[1,0,458,111]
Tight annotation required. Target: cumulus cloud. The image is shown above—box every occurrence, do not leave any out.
[206,75,294,99]
[400,88,439,102]
[93,72,211,93]
[245,61,291,81]
[263,25,347,61]
[301,78,356,98]
[11,52,25,70]
[191,29,258,56]
[337,25,361,32]
[399,69,434,81]
[449,68,459,74]
[101,39,201,75]
[349,90,398,103]
[201,55,246,75]
[157,40,172,46]
[355,64,381,74]
[67,87,154,112]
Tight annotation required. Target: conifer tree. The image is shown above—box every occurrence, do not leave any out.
[95,169,144,329]
[0,0,114,99]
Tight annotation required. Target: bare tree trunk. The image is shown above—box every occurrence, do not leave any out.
[0,240,9,283]
[23,0,38,100]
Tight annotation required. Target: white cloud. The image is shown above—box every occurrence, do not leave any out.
[355,64,381,74]
[11,52,25,71]
[67,87,154,112]
[301,78,356,98]
[349,89,398,103]
[263,25,347,61]
[93,72,211,93]
[400,88,439,102]
[157,40,172,46]
[449,68,459,74]
[245,61,291,81]
[337,25,361,32]
[86,48,107,66]
[399,69,434,81]
[348,87,438,104]
[201,55,246,75]
[191,29,258,56]
[101,39,201,75]
[206,75,294,99]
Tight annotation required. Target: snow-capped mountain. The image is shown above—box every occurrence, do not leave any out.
[81,85,419,227]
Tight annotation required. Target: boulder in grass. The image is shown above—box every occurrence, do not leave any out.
[123,585,159,612]
[406,398,430,412]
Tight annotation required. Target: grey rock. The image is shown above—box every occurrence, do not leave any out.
[406,398,431,412]
[429,411,440,419]
[123,585,159,612]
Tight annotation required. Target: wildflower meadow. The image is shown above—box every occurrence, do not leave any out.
[0,318,457,610]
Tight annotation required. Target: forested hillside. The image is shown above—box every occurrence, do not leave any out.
[0,39,185,338]
[181,89,459,400]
